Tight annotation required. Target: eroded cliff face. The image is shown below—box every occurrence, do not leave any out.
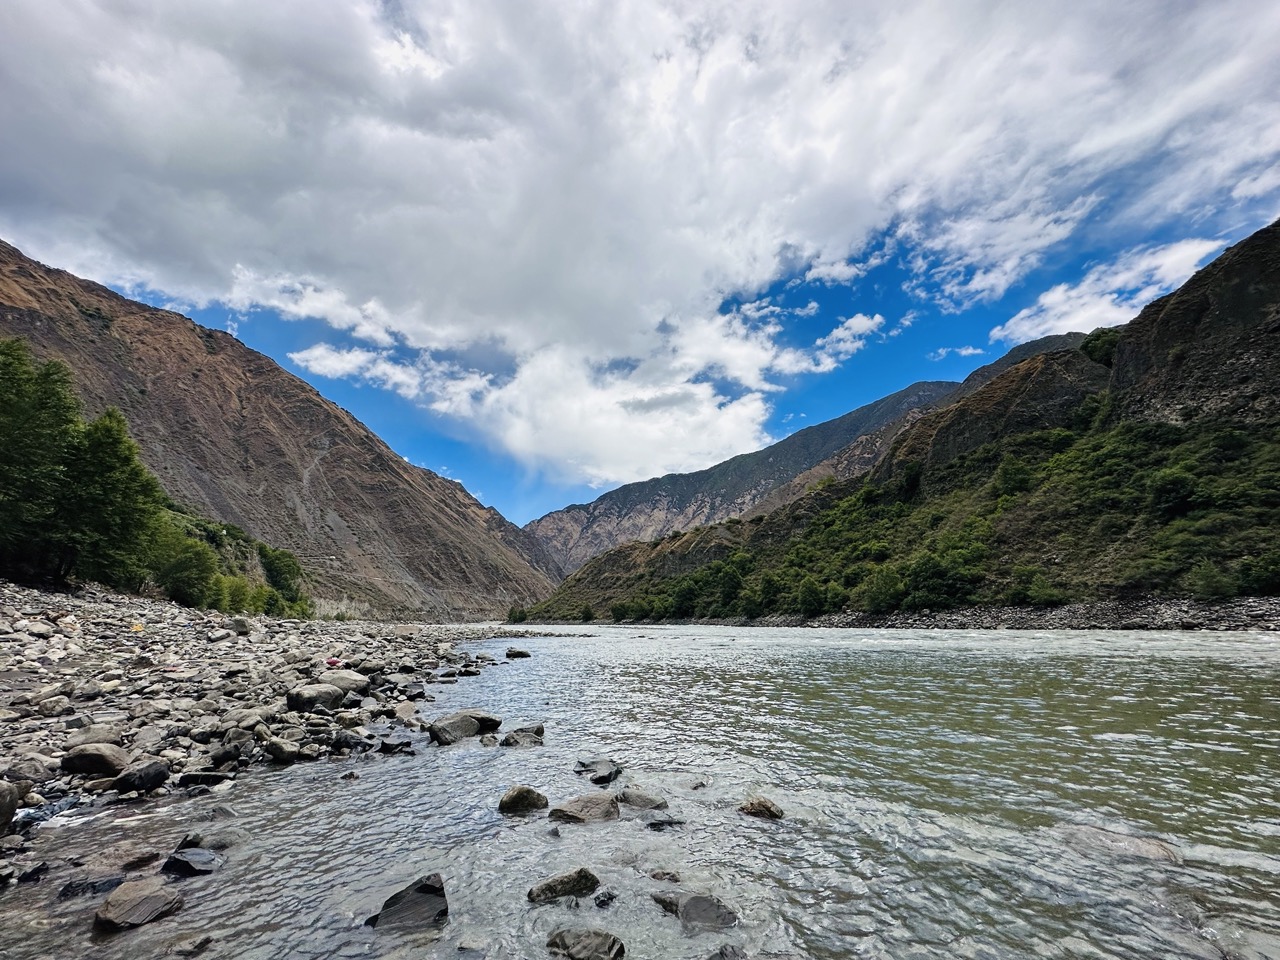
[525,380,955,572]
[0,240,559,618]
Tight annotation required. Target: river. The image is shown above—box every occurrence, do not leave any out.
[1,625,1277,959]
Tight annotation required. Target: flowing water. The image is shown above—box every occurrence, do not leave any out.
[1,626,1278,959]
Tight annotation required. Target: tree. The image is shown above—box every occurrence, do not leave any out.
[797,575,825,617]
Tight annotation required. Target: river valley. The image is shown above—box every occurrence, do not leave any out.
[1,624,1277,959]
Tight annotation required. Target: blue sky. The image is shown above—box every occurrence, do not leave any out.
[1,1,1278,524]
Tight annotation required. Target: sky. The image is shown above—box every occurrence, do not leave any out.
[1,1,1278,525]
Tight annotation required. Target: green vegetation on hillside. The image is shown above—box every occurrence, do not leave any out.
[0,337,312,615]
[535,394,1280,621]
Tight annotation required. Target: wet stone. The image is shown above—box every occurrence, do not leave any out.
[529,867,600,904]
[549,793,620,824]
[574,759,623,786]
[365,872,448,931]
[546,928,626,960]
[652,892,739,933]
[162,848,225,876]
[94,878,183,930]
[738,797,784,820]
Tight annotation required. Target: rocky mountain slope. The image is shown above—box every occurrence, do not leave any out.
[532,218,1280,620]
[0,240,559,618]
[524,380,955,573]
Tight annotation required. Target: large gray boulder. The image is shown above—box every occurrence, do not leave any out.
[547,928,625,959]
[318,669,370,696]
[364,873,448,930]
[429,709,501,745]
[94,878,183,929]
[498,785,548,815]
[528,867,600,903]
[62,743,131,777]
[0,781,19,836]
[286,684,345,712]
[574,759,623,785]
[549,793,620,824]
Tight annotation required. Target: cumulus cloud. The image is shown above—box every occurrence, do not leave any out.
[989,238,1224,343]
[0,1,1277,483]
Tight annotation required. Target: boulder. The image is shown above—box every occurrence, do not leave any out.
[574,759,622,785]
[618,787,667,810]
[498,785,548,815]
[318,669,370,696]
[528,867,600,903]
[62,743,132,777]
[286,684,345,712]
[36,695,72,717]
[364,873,448,930]
[546,928,625,960]
[162,849,225,877]
[94,878,184,929]
[429,714,480,745]
[0,782,18,836]
[707,948,748,960]
[549,793,620,824]
[64,724,123,749]
[112,759,170,794]
[738,797,784,820]
[4,753,59,783]
[264,738,300,764]
[652,892,738,933]
[506,648,531,659]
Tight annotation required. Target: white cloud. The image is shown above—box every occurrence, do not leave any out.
[0,1,1278,483]
[928,345,986,361]
[989,238,1224,343]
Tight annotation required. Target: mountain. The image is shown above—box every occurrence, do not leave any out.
[532,218,1280,620]
[0,240,559,618]
[523,380,954,573]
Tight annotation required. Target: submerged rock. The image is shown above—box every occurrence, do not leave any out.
[94,878,183,930]
[707,947,748,960]
[498,785,548,815]
[652,892,739,933]
[548,793,620,824]
[162,849,225,877]
[365,873,449,930]
[546,927,625,959]
[506,648,531,659]
[529,867,600,903]
[499,731,543,747]
[618,787,667,810]
[574,759,623,785]
[738,797,784,820]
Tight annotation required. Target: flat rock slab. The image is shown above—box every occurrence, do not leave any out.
[547,928,625,960]
[652,892,739,933]
[738,797,784,820]
[365,873,449,930]
[529,867,600,903]
[498,785,548,815]
[94,878,184,929]
[574,759,623,785]
[162,849,225,877]
[549,792,620,824]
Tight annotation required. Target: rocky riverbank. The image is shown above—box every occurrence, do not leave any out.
[808,595,1280,631]
[0,579,537,878]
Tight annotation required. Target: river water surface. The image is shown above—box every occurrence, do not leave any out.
[1,626,1277,959]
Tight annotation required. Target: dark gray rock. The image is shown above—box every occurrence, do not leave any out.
[640,812,685,832]
[529,867,600,903]
[652,892,739,933]
[64,724,123,749]
[364,873,448,930]
[178,772,233,788]
[549,793,620,824]
[707,947,747,960]
[428,714,480,745]
[162,849,225,876]
[574,759,622,785]
[62,743,131,777]
[738,797,784,820]
[618,787,667,810]
[499,731,543,747]
[264,738,300,764]
[58,875,126,900]
[498,785,548,815]
[506,648,531,658]
[286,683,345,712]
[112,759,170,794]
[0,782,18,836]
[94,878,183,929]
[593,889,617,909]
[546,928,625,959]
[4,754,59,783]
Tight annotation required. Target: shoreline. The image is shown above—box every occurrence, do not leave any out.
[534,595,1280,632]
[0,579,536,882]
